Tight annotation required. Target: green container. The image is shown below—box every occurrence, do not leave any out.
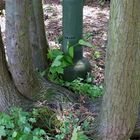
[62,0,84,61]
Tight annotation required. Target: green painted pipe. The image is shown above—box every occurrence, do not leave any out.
[62,0,91,81]
[62,0,84,61]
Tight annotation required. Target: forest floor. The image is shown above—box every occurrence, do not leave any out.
[43,0,110,85]
[0,2,112,139]
[0,0,110,85]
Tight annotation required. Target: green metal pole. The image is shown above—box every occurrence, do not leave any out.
[62,0,91,81]
[62,0,84,61]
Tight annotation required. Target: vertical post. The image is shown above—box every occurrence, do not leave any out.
[62,0,91,81]
[62,0,84,61]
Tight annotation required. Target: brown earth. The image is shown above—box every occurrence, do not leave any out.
[43,0,110,85]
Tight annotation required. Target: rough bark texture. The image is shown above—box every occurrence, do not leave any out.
[29,0,49,71]
[84,97,140,139]
[32,0,49,70]
[29,1,47,70]
[0,28,31,112]
[5,0,77,104]
[95,0,140,140]
[6,0,40,98]
[3,0,140,139]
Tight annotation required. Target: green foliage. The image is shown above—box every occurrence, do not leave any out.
[0,108,47,140]
[98,0,110,5]
[47,48,73,82]
[71,127,89,140]
[64,78,103,99]
[44,39,103,99]
[55,113,92,140]
[94,51,101,59]
[0,107,94,140]
[79,39,95,48]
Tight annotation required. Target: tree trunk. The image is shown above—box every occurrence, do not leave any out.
[6,0,40,98]
[0,27,31,112]
[95,0,140,139]
[30,0,49,70]
[84,97,140,139]
[5,0,77,104]
[29,0,48,71]
[4,0,140,139]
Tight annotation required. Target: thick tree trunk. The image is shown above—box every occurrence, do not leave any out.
[29,1,47,70]
[4,0,140,139]
[5,0,77,104]
[94,0,140,140]
[84,97,140,139]
[30,0,49,70]
[32,0,49,70]
[6,0,40,98]
[0,28,31,112]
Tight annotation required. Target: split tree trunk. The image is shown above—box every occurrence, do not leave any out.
[0,28,31,112]
[5,0,77,103]
[95,0,140,140]
[32,0,49,70]
[30,0,49,70]
[3,0,140,139]
[6,0,41,98]
[6,0,50,98]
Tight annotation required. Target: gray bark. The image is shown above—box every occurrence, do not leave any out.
[95,0,140,140]
[32,0,49,68]
[84,97,140,139]
[6,0,40,98]
[30,0,49,70]
[0,28,31,112]
[5,0,76,104]
[29,1,45,70]
[4,0,140,139]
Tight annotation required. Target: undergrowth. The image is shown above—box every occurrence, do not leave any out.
[0,107,94,140]
[0,108,47,140]
[40,39,103,99]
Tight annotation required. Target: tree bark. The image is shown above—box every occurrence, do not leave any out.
[0,27,31,112]
[84,97,140,139]
[29,1,47,70]
[6,0,40,98]
[5,0,77,104]
[94,0,140,140]
[4,0,140,139]
[30,0,49,70]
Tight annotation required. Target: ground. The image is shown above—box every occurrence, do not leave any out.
[0,0,109,85]
[43,0,110,85]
